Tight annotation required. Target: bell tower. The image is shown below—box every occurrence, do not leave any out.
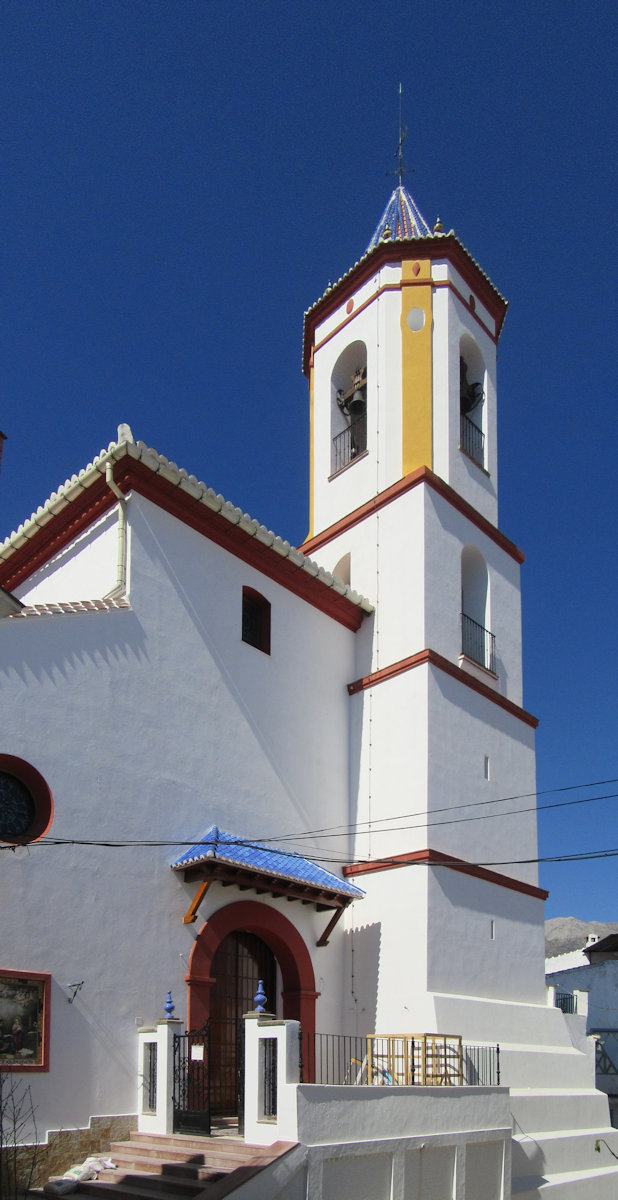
[301,186,543,1033]
[303,185,507,543]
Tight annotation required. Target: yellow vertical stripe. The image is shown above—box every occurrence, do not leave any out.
[401,260,433,474]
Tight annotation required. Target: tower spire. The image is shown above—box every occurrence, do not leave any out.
[396,81,406,187]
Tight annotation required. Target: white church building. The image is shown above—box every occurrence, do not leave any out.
[1,186,617,1198]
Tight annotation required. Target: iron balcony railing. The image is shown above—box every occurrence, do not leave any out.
[461,612,496,674]
[555,991,577,1015]
[460,413,485,467]
[299,1030,500,1087]
[332,414,367,474]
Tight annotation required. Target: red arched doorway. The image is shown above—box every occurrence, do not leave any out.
[186,901,318,1033]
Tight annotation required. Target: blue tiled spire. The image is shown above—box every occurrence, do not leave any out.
[366,185,431,253]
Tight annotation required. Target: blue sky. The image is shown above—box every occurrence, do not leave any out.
[1,1,615,920]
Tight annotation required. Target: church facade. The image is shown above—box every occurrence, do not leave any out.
[1,186,616,1195]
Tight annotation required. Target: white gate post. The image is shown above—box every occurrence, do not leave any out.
[137,1017,182,1134]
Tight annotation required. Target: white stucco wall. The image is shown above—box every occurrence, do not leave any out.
[426,868,546,1005]
[424,488,524,705]
[0,493,358,1138]
[15,509,122,603]
[431,260,499,526]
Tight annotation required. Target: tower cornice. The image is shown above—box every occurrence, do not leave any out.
[303,234,508,376]
[300,466,524,565]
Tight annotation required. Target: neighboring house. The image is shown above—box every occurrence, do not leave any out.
[547,933,618,1127]
[1,184,617,1198]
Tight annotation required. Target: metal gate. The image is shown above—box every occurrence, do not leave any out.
[173,1025,211,1135]
[172,1019,246,1135]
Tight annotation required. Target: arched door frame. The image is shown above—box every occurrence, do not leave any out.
[186,901,319,1033]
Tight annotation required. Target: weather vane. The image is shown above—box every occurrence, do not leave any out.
[387,83,412,186]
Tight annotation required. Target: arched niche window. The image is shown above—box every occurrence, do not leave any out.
[461,546,495,673]
[459,335,486,468]
[242,587,271,655]
[333,552,351,586]
[330,341,367,474]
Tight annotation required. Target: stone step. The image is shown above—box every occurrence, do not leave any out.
[509,1088,613,1135]
[512,1125,618,1176]
[73,1137,296,1200]
[107,1137,258,1172]
[511,1164,618,1197]
[498,1043,593,1089]
[95,1168,225,1192]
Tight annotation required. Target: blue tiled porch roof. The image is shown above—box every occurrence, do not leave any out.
[171,825,364,901]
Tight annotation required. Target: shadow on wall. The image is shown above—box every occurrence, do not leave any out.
[342,921,381,1035]
[0,609,147,689]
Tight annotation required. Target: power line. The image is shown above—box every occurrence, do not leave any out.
[264,777,618,844]
[4,837,618,874]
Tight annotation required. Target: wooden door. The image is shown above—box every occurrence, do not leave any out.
[209,931,276,1115]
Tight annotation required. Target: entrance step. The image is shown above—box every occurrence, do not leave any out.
[511,1165,618,1197]
[71,1133,296,1200]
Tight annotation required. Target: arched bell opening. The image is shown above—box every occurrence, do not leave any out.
[461,545,494,673]
[459,335,486,468]
[331,341,367,473]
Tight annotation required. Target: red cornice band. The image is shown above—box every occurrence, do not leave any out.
[301,466,524,565]
[347,646,538,728]
[303,234,508,376]
[343,846,548,900]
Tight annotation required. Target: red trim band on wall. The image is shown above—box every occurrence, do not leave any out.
[343,847,548,900]
[347,647,539,728]
[300,466,524,564]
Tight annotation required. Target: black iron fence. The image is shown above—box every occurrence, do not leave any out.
[461,612,496,674]
[260,1037,278,1119]
[173,1025,210,1135]
[555,991,577,1015]
[460,413,485,467]
[300,1031,500,1087]
[331,414,367,474]
[144,1041,157,1113]
[462,1042,500,1086]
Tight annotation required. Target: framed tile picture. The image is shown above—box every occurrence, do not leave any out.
[0,970,50,1071]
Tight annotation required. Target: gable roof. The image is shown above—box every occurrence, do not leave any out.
[0,430,373,632]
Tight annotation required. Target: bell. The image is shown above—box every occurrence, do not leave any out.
[348,386,366,417]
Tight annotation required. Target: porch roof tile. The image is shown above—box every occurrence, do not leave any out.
[171,825,364,900]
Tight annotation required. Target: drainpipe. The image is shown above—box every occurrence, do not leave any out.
[104,462,127,599]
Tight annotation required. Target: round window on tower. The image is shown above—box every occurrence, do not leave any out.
[0,756,54,845]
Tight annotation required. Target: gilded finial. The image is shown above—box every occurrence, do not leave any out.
[433,216,443,234]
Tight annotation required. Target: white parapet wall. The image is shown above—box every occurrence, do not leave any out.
[243,1018,513,1198]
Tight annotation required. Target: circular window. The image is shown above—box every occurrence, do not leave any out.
[0,756,54,845]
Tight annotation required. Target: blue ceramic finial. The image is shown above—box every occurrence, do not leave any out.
[164,990,175,1018]
[254,980,267,1013]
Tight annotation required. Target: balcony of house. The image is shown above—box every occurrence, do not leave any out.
[460,413,485,469]
[460,612,496,678]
